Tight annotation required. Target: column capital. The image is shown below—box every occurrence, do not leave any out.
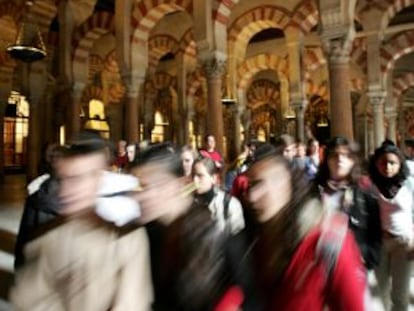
[384,106,398,118]
[367,90,387,107]
[291,97,308,110]
[121,70,145,98]
[322,36,353,63]
[72,82,85,99]
[200,51,227,80]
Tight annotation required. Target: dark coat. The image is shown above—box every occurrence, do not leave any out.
[14,177,60,269]
[147,206,260,311]
[348,185,382,269]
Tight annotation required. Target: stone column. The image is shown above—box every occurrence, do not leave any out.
[368,90,386,148]
[122,72,144,143]
[67,82,84,141]
[293,101,307,142]
[385,107,397,143]
[26,62,47,181]
[27,95,41,181]
[323,37,354,139]
[286,29,307,141]
[202,53,227,154]
[176,52,188,145]
[368,122,375,155]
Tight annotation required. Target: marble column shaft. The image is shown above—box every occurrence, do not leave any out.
[368,92,386,148]
[202,56,226,154]
[325,39,354,140]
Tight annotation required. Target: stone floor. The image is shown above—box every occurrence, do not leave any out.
[0,174,413,310]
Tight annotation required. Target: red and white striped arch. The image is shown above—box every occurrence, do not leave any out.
[148,35,179,70]
[72,11,114,85]
[304,80,329,100]
[179,29,197,59]
[382,0,414,30]
[290,0,318,33]
[88,54,104,82]
[246,79,280,110]
[393,72,414,98]
[303,47,326,72]
[28,0,56,35]
[228,5,291,60]
[186,69,205,98]
[358,0,414,33]
[380,30,414,79]
[0,1,21,26]
[131,0,192,75]
[350,37,367,73]
[151,71,177,90]
[237,54,288,92]
[81,85,103,105]
[350,78,367,92]
[0,1,21,67]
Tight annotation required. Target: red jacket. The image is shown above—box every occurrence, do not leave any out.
[267,229,368,311]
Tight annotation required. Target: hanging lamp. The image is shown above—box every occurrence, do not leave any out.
[6,1,47,62]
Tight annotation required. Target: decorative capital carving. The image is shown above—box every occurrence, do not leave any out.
[121,70,145,98]
[201,52,227,80]
[367,90,386,107]
[322,36,352,63]
[384,106,398,119]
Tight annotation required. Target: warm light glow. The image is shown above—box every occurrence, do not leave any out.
[152,111,166,143]
[89,99,105,120]
[84,99,110,137]
[189,121,196,149]
[60,126,65,145]
[240,123,245,144]
[258,127,266,142]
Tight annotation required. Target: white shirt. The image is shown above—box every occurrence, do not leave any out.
[376,179,414,243]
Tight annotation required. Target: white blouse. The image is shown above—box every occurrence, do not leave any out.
[376,178,414,243]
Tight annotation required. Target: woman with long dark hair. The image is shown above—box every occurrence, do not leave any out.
[132,145,256,311]
[315,136,382,269]
[247,143,369,310]
[368,141,413,311]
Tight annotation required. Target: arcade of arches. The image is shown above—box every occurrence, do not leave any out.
[1,0,414,181]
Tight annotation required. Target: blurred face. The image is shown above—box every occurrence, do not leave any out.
[206,136,216,151]
[297,144,306,157]
[181,150,195,177]
[55,152,106,214]
[327,146,355,181]
[193,162,217,194]
[117,140,127,155]
[406,146,414,158]
[376,153,401,178]
[247,158,292,223]
[309,141,319,155]
[283,143,297,161]
[126,145,136,162]
[132,163,184,224]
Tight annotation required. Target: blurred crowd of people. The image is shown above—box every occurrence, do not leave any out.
[9,131,414,311]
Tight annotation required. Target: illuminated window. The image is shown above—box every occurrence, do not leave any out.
[240,123,245,144]
[189,121,196,149]
[3,91,29,168]
[151,111,167,143]
[59,126,65,145]
[257,127,266,142]
[84,99,110,138]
